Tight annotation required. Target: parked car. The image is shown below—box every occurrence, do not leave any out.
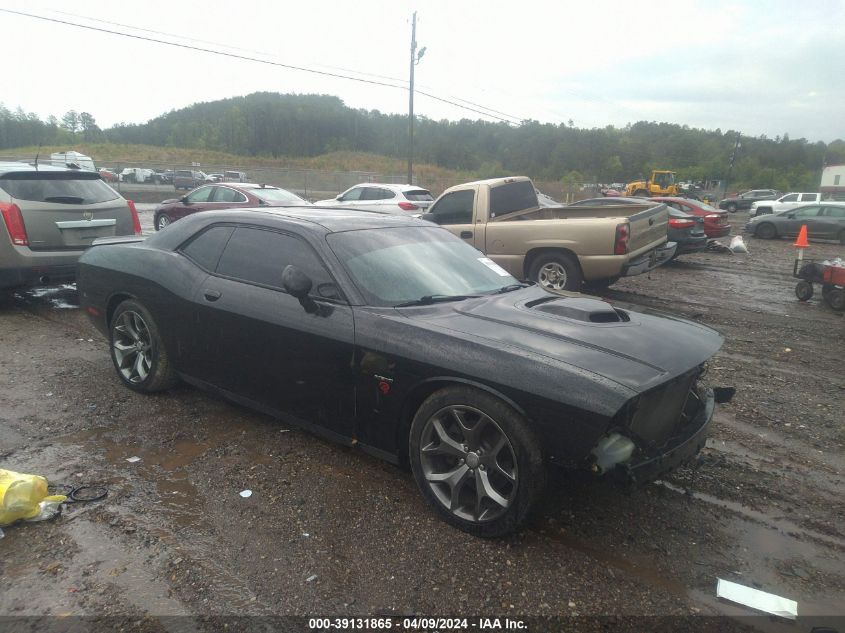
[207,173,224,183]
[750,192,821,217]
[650,196,730,238]
[98,168,118,183]
[745,203,845,243]
[426,180,675,292]
[719,189,779,213]
[50,151,96,172]
[224,171,247,183]
[153,170,174,185]
[173,170,206,191]
[119,168,155,184]
[667,207,707,257]
[0,162,141,290]
[315,183,435,214]
[568,196,647,206]
[153,183,310,231]
[77,207,727,536]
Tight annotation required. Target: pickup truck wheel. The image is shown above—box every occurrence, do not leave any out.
[755,222,777,239]
[529,253,582,292]
[726,202,738,213]
[109,300,177,393]
[409,386,545,537]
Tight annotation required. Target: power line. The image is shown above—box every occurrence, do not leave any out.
[0,8,523,124]
[47,8,527,124]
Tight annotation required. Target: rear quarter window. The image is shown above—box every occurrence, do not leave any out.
[0,172,119,204]
[180,225,235,271]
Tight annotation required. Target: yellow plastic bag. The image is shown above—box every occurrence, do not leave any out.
[0,469,67,527]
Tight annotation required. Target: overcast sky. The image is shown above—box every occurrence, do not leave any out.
[3,0,844,142]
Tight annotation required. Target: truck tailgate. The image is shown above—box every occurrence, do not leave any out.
[627,203,669,254]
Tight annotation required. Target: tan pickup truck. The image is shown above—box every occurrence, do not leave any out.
[422,176,676,291]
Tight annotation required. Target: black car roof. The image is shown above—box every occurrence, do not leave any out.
[146,206,428,251]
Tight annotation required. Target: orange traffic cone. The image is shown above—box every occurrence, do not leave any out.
[794,224,809,248]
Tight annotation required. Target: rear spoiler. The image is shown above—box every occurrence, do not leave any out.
[91,236,146,246]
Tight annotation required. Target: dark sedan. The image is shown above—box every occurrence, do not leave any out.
[719,189,779,213]
[667,208,707,257]
[745,203,845,244]
[78,208,726,537]
[153,183,309,231]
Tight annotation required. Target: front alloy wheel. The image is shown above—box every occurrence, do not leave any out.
[410,386,544,537]
[419,405,518,523]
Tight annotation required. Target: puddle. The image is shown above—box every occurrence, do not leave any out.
[656,481,845,550]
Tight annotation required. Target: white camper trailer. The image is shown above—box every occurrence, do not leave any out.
[49,151,96,172]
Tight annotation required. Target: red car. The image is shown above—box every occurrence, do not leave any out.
[154,183,310,231]
[651,196,731,238]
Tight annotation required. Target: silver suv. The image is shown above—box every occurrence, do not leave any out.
[0,162,140,290]
[315,183,435,214]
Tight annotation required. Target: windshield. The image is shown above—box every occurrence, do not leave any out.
[328,226,518,306]
[251,187,307,203]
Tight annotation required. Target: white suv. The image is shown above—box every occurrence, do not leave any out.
[315,183,434,214]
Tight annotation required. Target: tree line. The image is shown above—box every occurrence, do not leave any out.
[2,93,844,191]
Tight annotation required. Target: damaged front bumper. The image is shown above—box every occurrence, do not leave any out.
[609,386,715,486]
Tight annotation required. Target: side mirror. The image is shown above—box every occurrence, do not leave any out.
[786,213,795,219]
[181,196,190,204]
[420,212,440,224]
[282,265,319,314]
[335,194,343,201]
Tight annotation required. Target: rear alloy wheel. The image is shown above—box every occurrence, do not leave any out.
[155,213,172,231]
[110,299,177,393]
[409,386,545,537]
[529,253,582,292]
[755,223,777,239]
[726,202,738,213]
[794,280,813,301]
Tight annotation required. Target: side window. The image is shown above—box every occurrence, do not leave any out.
[781,194,799,202]
[215,227,334,294]
[186,186,214,203]
[799,193,817,202]
[429,190,475,225]
[823,206,845,218]
[180,226,235,271]
[793,206,820,218]
[340,187,363,202]
[214,187,247,203]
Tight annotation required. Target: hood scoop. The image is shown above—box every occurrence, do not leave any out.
[527,296,630,324]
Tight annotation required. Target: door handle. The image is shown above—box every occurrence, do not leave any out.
[460,231,473,239]
[203,289,221,302]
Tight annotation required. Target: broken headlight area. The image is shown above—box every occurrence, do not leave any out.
[586,366,728,485]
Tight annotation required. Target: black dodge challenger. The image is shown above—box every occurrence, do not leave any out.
[78,208,726,537]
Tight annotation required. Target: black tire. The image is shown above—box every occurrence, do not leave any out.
[155,213,172,231]
[726,202,738,213]
[109,299,177,393]
[795,280,813,301]
[755,222,777,239]
[409,386,545,538]
[528,252,583,292]
[826,288,845,311]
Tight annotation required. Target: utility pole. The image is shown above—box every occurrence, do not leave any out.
[407,11,417,185]
[724,132,741,198]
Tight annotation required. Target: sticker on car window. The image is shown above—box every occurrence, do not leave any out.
[478,257,510,276]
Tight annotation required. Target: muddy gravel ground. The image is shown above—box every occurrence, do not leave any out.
[1,211,843,633]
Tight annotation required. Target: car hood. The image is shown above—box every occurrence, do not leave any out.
[399,287,723,394]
